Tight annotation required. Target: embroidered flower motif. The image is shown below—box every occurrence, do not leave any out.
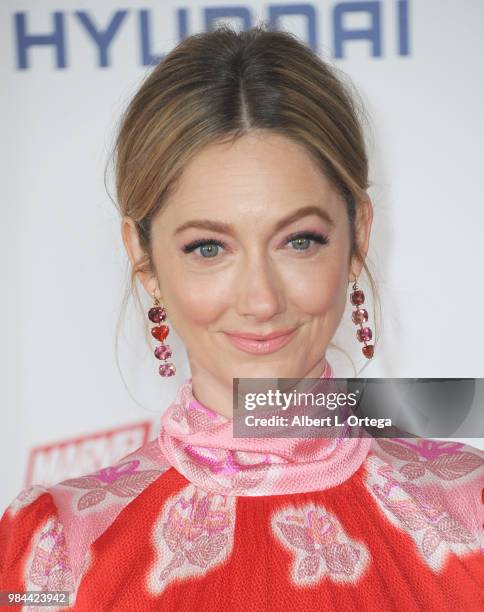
[29,519,74,590]
[146,483,236,595]
[375,438,483,481]
[180,447,272,495]
[23,517,75,611]
[365,458,478,571]
[271,503,370,586]
[59,459,162,511]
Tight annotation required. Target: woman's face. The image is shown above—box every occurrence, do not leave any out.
[123,130,372,385]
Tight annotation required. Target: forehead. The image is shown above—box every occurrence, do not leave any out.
[156,130,346,228]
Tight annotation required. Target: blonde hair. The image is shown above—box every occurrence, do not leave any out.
[106,23,381,376]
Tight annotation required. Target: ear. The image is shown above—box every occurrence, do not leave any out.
[120,216,160,300]
[349,194,374,282]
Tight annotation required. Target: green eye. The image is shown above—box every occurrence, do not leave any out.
[291,237,311,250]
[199,244,220,257]
[182,239,226,257]
[286,232,329,250]
[182,231,329,260]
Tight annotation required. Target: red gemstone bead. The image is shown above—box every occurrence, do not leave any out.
[362,345,374,358]
[151,325,169,341]
[351,308,368,324]
[159,363,176,377]
[154,344,172,360]
[356,327,372,342]
[350,290,365,305]
[148,307,166,323]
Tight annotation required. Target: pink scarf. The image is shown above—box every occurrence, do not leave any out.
[158,360,372,495]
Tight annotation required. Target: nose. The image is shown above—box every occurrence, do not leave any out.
[234,252,285,320]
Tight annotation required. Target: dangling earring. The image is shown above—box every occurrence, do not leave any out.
[349,278,374,359]
[148,291,176,377]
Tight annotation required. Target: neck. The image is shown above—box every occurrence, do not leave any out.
[189,356,331,419]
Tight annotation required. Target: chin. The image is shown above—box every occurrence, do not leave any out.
[227,361,297,378]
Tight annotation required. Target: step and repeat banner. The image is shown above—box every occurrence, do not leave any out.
[2,1,483,511]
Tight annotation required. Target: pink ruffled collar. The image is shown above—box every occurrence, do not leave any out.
[158,361,372,496]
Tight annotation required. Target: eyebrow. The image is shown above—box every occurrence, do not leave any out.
[173,205,334,237]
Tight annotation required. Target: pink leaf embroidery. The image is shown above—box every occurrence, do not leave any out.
[61,476,103,490]
[323,542,360,575]
[107,470,161,497]
[162,520,182,553]
[184,532,228,568]
[232,469,270,491]
[399,462,426,480]
[426,453,483,480]
[400,483,448,519]
[382,498,428,531]
[277,522,316,553]
[421,529,441,558]
[77,488,107,510]
[435,516,475,544]
[159,550,186,582]
[47,569,73,591]
[297,554,320,579]
[376,440,420,462]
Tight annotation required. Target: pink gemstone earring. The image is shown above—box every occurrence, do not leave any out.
[148,291,176,377]
[350,278,374,359]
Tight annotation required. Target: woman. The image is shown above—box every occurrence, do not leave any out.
[1,25,482,611]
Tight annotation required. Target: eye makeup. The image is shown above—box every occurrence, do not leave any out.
[181,230,329,257]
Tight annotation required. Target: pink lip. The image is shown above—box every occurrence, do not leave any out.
[223,329,297,355]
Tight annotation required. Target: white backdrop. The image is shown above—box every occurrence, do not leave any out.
[2,0,483,512]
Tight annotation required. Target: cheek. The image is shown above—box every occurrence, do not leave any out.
[288,256,349,317]
[158,267,228,328]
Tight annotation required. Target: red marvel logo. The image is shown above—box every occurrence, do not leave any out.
[25,421,157,487]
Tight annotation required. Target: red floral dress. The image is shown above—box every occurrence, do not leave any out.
[1,374,483,611]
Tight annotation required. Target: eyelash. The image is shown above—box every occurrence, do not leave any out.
[181,231,329,258]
